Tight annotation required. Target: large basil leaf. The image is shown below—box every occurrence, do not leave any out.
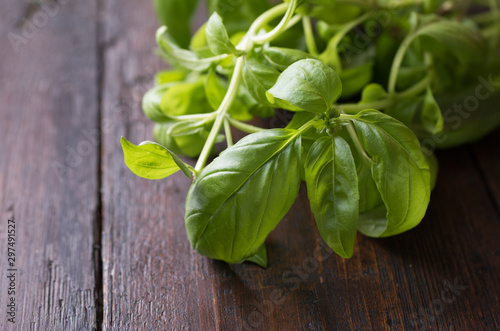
[337,129,383,214]
[121,138,191,179]
[153,0,199,48]
[304,136,359,258]
[185,129,302,263]
[349,110,431,237]
[266,59,342,113]
[245,244,267,268]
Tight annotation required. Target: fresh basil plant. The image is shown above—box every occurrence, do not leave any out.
[122,0,500,267]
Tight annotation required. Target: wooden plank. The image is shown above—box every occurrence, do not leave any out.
[0,0,99,330]
[473,130,500,211]
[100,2,500,330]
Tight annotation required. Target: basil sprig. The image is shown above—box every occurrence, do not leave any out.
[121,0,500,266]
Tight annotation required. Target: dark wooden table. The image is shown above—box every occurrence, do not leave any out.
[1,1,499,330]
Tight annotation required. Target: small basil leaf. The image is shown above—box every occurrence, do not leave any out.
[156,26,219,71]
[263,47,314,71]
[350,110,431,237]
[208,0,271,36]
[304,136,359,258]
[185,129,302,264]
[266,59,342,113]
[384,98,421,128]
[421,87,444,134]
[154,121,214,158]
[242,58,280,106]
[153,0,199,48]
[238,83,275,118]
[339,62,373,99]
[142,84,176,122]
[206,12,241,56]
[154,70,186,86]
[359,83,387,104]
[245,244,268,268]
[121,137,191,179]
[160,77,212,117]
[205,69,253,121]
[189,22,217,59]
[316,3,361,25]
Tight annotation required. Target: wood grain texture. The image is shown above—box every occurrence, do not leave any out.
[473,130,500,211]
[1,0,499,330]
[0,0,99,330]
[98,1,500,330]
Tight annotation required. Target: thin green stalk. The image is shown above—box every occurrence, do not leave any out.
[227,117,264,133]
[251,0,298,45]
[173,112,217,121]
[339,74,432,114]
[247,2,289,37]
[297,119,316,134]
[303,16,319,57]
[388,31,417,95]
[321,12,372,71]
[341,116,374,164]
[340,98,395,114]
[224,118,233,147]
[195,57,244,172]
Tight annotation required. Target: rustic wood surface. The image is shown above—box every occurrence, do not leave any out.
[0,1,499,330]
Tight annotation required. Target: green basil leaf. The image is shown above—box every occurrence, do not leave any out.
[153,0,199,48]
[154,70,186,86]
[424,148,439,191]
[156,26,220,71]
[384,98,421,128]
[421,87,444,134]
[415,19,485,63]
[266,59,342,113]
[337,130,383,213]
[245,244,268,268]
[339,62,373,99]
[309,2,362,25]
[205,69,253,121]
[263,47,314,71]
[208,0,271,36]
[160,77,212,117]
[185,129,302,263]
[242,58,280,106]
[238,83,275,118]
[304,136,359,258]
[153,121,213,158]
[142,84,175,122]
[350,110,431,237]
[121,137,191,179]
[206,12,240,56]
[189,22,217,59]
[359,83,387,104]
